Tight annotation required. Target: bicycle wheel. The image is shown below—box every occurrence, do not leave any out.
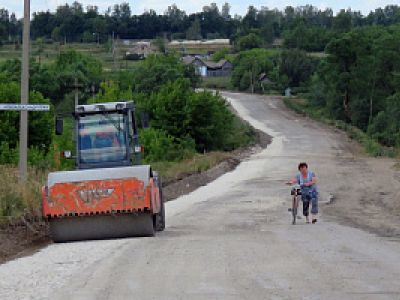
[292,197,298,225]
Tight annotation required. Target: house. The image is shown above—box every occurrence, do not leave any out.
[259,73,273,85]
[259,72,274,93]
[182,56,233,77]
[272,38,284,48]
[125,41,154,60]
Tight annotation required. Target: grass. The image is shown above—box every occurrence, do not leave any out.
[199,76,232,90]
[0,42,142,71]
[283,97,399,158]
[151,151,232,183]
[0,166,46,223]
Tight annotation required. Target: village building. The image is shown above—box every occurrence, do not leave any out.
[125,41,154,60]
[182,56,233,77]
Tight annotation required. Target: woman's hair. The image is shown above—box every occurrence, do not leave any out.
[298,162,308,170]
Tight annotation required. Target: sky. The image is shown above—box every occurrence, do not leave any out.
[2,0,400,18]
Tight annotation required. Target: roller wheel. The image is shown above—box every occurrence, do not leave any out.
[153,172,165,232]
[49,213,155,243]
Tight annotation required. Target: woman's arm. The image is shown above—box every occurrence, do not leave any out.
[304,175,317,187]
[286,178,298,185]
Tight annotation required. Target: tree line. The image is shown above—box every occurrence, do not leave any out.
[1,3,400,48]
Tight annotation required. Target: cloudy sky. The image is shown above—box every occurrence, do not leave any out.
[2,0,399,17]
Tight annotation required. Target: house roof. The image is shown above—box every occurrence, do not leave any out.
[259,72,273,84]
[182,56,196,65]
[181,56,232,70]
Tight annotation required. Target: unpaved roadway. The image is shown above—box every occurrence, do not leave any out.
[1,92,400,300]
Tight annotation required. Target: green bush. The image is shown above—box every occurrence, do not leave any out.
[237,33,263,51]
[368,94,400,147]
[131,54,199,93]
[0,142,18,165]
[139,128,195,162]
[143,79,236,152]
[212,48,230,62]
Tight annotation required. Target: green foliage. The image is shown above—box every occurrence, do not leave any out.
[0,81,53,150]
[153,36,166,53]
[231,48,273,92]
[237,33,263,51]
[313,25,400,134]
[0,50,103,113]
[0,142,18,165]
[140,79,236,152]
[283,25,335,52]
[139,128,195,163]
[131,54,199,93]
[89,81,133,104]
[199,76,232,90]
[368,93,400,147]
[212,48,230,62]
[0,190,24,217]
[186,18,202,40]
[50,50,103,103]
[277,49,319,88]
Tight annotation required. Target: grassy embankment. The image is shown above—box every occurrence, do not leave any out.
[283,97,399,158]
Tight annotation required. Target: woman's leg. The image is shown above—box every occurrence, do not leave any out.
[311,197,318,223]
[302,199,310,223]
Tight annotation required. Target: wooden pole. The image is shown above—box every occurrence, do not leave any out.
[19,0,30,180]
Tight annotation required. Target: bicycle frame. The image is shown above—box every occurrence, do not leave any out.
[291,186,301,225]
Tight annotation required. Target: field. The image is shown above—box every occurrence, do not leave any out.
[199,76,232,90]
[0,42,142,71]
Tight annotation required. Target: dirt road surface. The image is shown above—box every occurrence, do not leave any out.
[1,93,400,300]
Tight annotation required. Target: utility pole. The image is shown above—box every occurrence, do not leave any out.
[112,31,117,71]
[72,78,83,107]
[19,0,30,180]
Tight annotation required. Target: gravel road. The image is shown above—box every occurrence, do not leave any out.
[1,92,400,300]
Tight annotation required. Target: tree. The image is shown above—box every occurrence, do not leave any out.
[333,9,352,32]
[231,48,273,92]
[145,79,235,152]
[237,33,263,50]
[51,27,61,42]
[212,48,230,61]
[221,3,231,20]
[153,36,166,53]
[132,54,199,93]
[368,93,400,147]
[0,81,53,150]
[186,17,202,40]
[242,6,258,29]
[278,49,318,87]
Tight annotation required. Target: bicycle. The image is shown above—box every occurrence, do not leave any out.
[288,184,302,225]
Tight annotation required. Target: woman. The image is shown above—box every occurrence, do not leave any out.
[287,162,318,224]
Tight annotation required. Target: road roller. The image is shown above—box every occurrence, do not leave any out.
[42,101,165,242]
